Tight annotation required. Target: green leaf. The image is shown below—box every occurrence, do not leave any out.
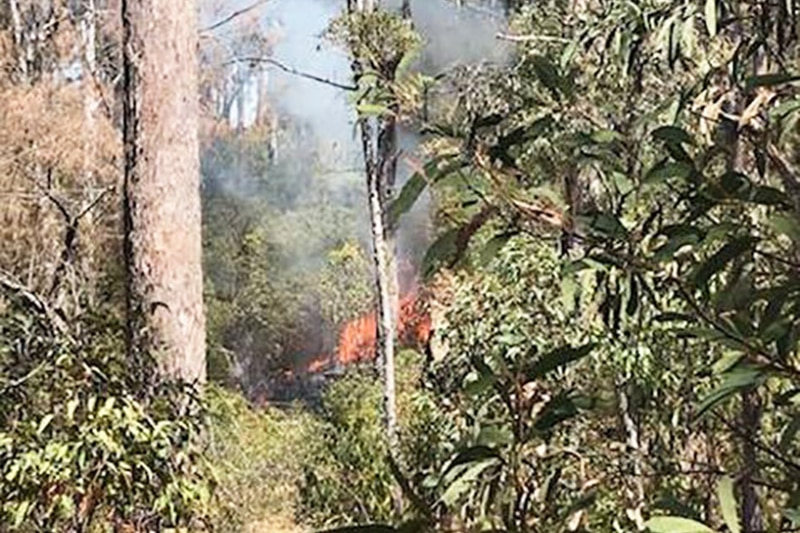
[477,425,513,447]
[704,0,718,37]
[693,237,758,290]
[712,352,745,375]
[745,73,800,90]
[561,275,578,313]
[422,229,459,278]
[645,161,693,184]
[396,46,421,76]
[531,55,564,99]
[770,98,800,120]
[654,225,705,262]
[779,415,800,453]
[652,125,693,146]
[697,365,764,418]
[389,157,464,225]
[591,129,621,144]
[389,174,427,226]
[440,457,500,506]
[533,392,584,432]
[445,446,502,472]
[481,232,515,266]
[748,185,789,206]
[579,213,628,240]
[785,508,800,526]
[523,343,596,383]
[13,500,31,529]
[66,398,79,422]
[356,103,391,116]
[645,516,715,533]
[770,213,800,242]
[718,476,741,533]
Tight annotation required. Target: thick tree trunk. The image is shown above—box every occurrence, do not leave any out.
[121,0,206,382]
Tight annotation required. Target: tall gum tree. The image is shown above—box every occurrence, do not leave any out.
[121,0,206,382]
[344,0,415,455]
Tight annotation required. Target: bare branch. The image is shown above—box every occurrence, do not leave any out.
[76,186,113,221]
[228,56,357,91]
[0,269,67,335]
[496,32,570,44]
[201,0,271,33]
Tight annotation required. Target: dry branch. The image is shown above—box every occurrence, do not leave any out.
[228,56,358,91]
[201,0,271,33]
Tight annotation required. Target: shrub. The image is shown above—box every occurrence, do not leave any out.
[0,298,211,531]
[205,386,320,532]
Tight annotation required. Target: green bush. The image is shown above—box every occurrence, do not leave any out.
[298,351,449,529]
[298,367,395,527]
[205,386,321,532]
[0,300,211,531]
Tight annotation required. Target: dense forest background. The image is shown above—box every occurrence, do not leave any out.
[0,0,799,532]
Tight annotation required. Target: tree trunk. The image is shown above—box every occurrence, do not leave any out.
[349,0,400,457]
[9,0,29,82]
[80,0,98,307]
[121,0,206,383]
[740,389,763,533]
[401,0,412,19]
[362,119,399,452]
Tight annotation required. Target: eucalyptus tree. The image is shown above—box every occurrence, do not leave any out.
[387,0,800,530]
[121,0,206,382]
[336,1,420,454]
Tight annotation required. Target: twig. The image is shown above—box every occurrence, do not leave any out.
[0,269,67,335]
[201,0,270,33]
[496,32,570,44]
[672,278,800,380]
[226,56,357,91]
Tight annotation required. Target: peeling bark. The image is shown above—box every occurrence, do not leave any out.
[348,0,403,460]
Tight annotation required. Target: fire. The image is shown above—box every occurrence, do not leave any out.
[304,292,431,373]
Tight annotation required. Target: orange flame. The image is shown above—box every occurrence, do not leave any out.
[304,292,431,374]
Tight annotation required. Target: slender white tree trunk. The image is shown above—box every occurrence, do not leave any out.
[348,0,400,454]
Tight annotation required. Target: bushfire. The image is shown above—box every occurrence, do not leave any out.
[305,292,431,373]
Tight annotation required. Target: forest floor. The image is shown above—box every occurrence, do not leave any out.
[245,515,306,533]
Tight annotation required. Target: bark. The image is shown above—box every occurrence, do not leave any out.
[378,111,401,455]
[618,382,645,530]
[401,0,411,19]
[349,0,401,458]
[721,7,763,525]
[363,118,399,452]
[740,389,763,533]
[80,0,98,305]
[122,0,206,382]
[8,0,28,82]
